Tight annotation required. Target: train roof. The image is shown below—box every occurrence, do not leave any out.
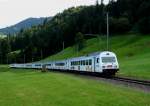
[69,51,115,60]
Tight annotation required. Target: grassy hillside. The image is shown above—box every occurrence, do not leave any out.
[42,34,150,80]
[0,66,149,106]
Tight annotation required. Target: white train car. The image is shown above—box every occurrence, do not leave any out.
[10,63,25,68]
[32,63,42,69]
[9,64,17,68]
[67,51,119,75]
[10,51,119,75]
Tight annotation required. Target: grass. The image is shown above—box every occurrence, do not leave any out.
[0,66,149,106]
[42,34,150,80]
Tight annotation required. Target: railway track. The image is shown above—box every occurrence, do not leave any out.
[57,71,150,88]
[111,76,150,86]
[70,72,150,92]
[41,70,150,92]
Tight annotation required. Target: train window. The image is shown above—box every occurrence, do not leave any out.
[83,60,85,65]
[102,57,116,63]
[45,64,51,66]
[79,61,81,65]
[86,60,88,65]
[97,58,99,63]
[35,64,41,66]
[81,61,83,65]
[89,59,92,65]
[55,63,65,66]
[74,61,76,65]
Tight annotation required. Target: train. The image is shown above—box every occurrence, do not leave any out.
[10,51,119,75]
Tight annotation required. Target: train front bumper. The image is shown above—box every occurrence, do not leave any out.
[102,69,119,75]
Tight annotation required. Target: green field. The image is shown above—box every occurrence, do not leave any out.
[0,66,149,106]
[42,34,150,80]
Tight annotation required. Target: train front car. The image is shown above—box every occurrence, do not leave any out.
[99,51,119,75]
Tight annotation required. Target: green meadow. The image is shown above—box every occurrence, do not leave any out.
[0,66,149,106]
[42,34,150,80]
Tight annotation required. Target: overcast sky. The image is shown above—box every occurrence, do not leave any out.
[0,0,109,28]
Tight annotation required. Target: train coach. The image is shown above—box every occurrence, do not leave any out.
[10,51,119,75]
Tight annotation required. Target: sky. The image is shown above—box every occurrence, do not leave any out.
[0,0,109,28]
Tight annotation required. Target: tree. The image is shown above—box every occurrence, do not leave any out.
[6,0,150,63]
[1,39,11,63]
[137,17,150,34]
[75,32,85,51]
[109,17,131,33]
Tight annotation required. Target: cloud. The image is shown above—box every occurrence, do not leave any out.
[0,0,8,2]
[0,0,109,28]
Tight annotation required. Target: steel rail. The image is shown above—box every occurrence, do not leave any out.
[112,76,150,86]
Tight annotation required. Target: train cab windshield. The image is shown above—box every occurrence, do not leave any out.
[101,57,116,63]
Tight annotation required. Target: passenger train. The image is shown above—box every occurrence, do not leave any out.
[10,51,119,75]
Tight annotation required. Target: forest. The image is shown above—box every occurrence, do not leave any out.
[0,0,150,64]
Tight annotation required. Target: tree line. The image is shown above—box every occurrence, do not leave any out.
[0,0,150,64]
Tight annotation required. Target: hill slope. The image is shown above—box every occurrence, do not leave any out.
[41,34,150,80]
[0,17,52,35]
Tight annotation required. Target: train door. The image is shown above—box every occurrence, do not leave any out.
[94,57,96,72]
[66,60,69,70]
[78,61,80,71]
[68,60,71,71]
[94,56,101,72]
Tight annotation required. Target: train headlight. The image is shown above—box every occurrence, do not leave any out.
[114,65,117,68]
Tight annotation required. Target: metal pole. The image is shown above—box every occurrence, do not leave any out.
[7,55,8,64]
[107,12,109,51]
[41,49,43,60]
[24,54,25,63]
[7,35,9,64]
[63,41,64,50]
